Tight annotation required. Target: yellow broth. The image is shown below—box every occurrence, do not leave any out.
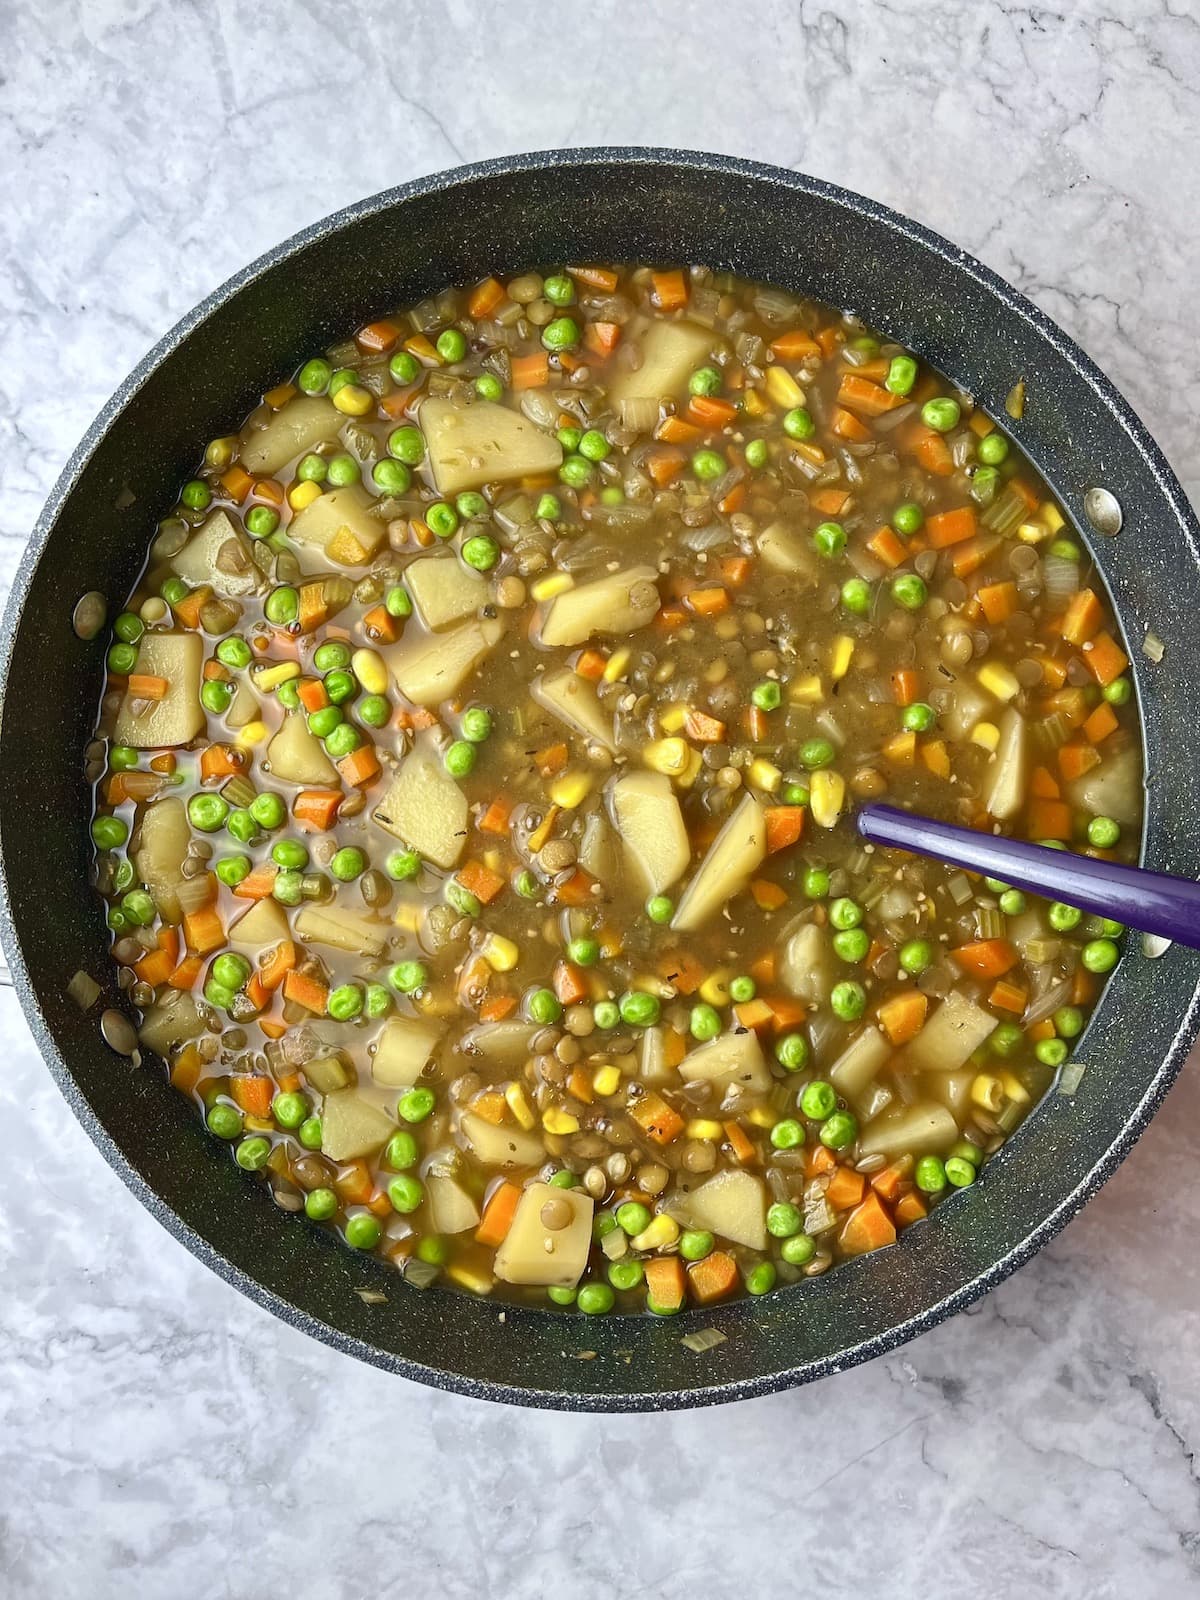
[89,263,1141,1314]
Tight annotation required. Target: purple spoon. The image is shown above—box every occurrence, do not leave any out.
[857,803,1196,951]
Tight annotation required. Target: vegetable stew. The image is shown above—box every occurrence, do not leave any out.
[88,263,1140,1314]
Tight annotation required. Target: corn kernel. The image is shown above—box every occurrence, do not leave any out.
[549,769,593,809]
[254,660,301,691]
[1040,501,1065,533]
[447,1261,495,1296]
[745,1105,778,1129]
[504,1082,536,1129]
[287,480,323,512]
[678,747,704,789]
[592,1064,622,1098]
[603,647,631,683]
[530,571,575,602]
[1016,520,1051,545]
[977,661,1020,702]
[970,720,1000,752]
[999,1070,1030,1105]
[482,848,503,873]
[235,720,268,747]
[747,757,782,794]
[765,365,805,409]
[789,673,825,705]
[244,1114,273,1133]
[351,647,388,695]
[698,969,732,1007]
[810,768,846,828]
[741,388,768,418]
[331,383,374,416]
[686,1118,725,1141]
[392,902,423,933]
[658,702,689,734]
[630,1214,680,1251]
[481,933,520,972]
[542,1107,580,1136]
[971,1072,1005,1112]
[830,634,855,682]
[643,737,691,775]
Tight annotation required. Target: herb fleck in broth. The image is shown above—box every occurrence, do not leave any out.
[89,263,1140,1314]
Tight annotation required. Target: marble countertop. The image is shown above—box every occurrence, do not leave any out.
[3,2,1199,1594]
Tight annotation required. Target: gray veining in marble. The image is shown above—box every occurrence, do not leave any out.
[2,1,1200,1595]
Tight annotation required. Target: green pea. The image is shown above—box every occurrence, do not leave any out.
[265,586,299,626]
[999,889,1026,916]
[436,327,467,364]
[389,350,420,384]
[745,438,769,470]
[559,454,593,489]
[892,501,924,536]
[780,1233,817,1266]
[828,897,861,931]
[556,426,583,455]
[892,573,928,610]
[276,679,300,709]
[547,1285,577,1306]
[388,1175,424,1213]
[399,1087,435,1123]
[345,1213,382,1250]
[902,702,936,733]
[207,1103,243,1141]
[799,737,836,770]
[297,358,332,394]
[577,1282,615,1316]
[618,991,660,1027]
[535,492,562,521]
[245,505,279,539]
[305,1187,338,1220]
[751,680,782,712]
[211,952,250,992]
[616,1201,652,1236]
[770,1118,804,1151]
[971,466,1001,505]
[1103,677,1132,706]
[358,694,390,727]
[833,928,869,963]
[803,867,830,899]
[216,854,251,888]
[688,365,722,396]
[799,1079,836,1120]
[444,740,476,778]
[543,273,575,306]
[841,577,871,616]
[385,849,421,881]
[160,577,189,606]
[921,397,961,432]
[1087,815,1120,848]
[579,428,611,462]
[328,367,358,397]
[977,430,1010,465]
[885,354,917,396]
[914,1155,947,1193]
[820,1109,858,1150]
[200,680,232,715]
[745,1262,777,1296]
[322,669,356,707]
[314,638,358,675]
[235,1135,272,1171]
[461,534,500,572]
[373,459,411,496]
[326,453,360,487]
[548,1169,578,1190]
[327,984,364,1021]
[527,987,563,1025]
[203,978,234,1010]
[322,723,360,760]
[227,809,259,845]
[783,407,815,439]
[1048,902,1083,932]
[180,479,212,512]
[1034,1034,1070,1069]
[767,1201,803,1238]
[384,1130,419,1170]
[388,961,427,994]
[330,847,365,881]
[120,888,156,926]
[113,611,144,644]
[386,426,425,466]
[567,937,600,967]
[187,793,228,833]
[298,1115,323,1150]
[296,453,328,482]
[944,1156,976,1189]
[593,999,620,1030]
[365,983,391,1019]
[107,642,138,675]
[899,939,933,975]
[951,1139,982,1167]
[109,745,139,772]
[272,1091,309,1129]
[426,502,459,538]
[830,981,866,1022]
[250,791,286,829]
[1048,538,1081,561]
[679,1229,714,1261]
[606,1260,644,1292]
[272,869,302,906]
[646,894,674,924]
[729,975,756,1004]
[1082,938,1119,973]
[690,1003,722,1042]
[1099,918,1125,937]
[216,636,252,670]
[991,1022,1023,1058]
[812,520,846,558]
[542,316,580,350]
[775,1032,810,1072]
[416,1235,449,1266]
[691,449,726,482]
[113,859,136,893]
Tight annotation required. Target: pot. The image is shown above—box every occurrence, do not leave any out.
[2,149,1198,1411]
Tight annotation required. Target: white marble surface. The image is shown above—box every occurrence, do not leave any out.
[2,1,1200,1594]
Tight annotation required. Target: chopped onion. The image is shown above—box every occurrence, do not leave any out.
[1042,553,1079,605]
[403,1259,440,1289]
[947,872,973,906]
[66,970,101,1011]
[682,1327,727,1353]
[1058,1060,1087,1095]
[1142,631,1165,664]
[618,395,659,433]
[1022,973,1073,1026]
[874,400,917,433]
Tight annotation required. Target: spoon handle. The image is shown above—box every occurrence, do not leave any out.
[857,803,1198,951]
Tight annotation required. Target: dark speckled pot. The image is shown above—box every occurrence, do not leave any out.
[2,150,1198,1411]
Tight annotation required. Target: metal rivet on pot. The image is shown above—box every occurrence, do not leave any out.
[1084,487,1123,536]
[100,1008,138,1056]
[72,591,107,640]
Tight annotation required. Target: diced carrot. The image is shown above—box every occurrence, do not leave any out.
[456,861,507,906]
[282,970,328,1014]
[770,330,822,361]
[1072,967,1098,1007]
[293,581,329,634]
[133,947,175,988]
[156,926,180,965]
[950,533,1001,579]
[296,677,330,714]
[253,478,285,506]
[924,506,977,549]
[534,741,569,778]
[550,961,588,1006]
[220,465,254,501]
[839,1191,897,1256]
[686,394,738,429]
[764,806,805,854]
[1084,631,1129,687]
[629,1091,684,1146]
[360,603,401,644]
[660,949,705,995]
[644,445,687,486]
[644,1256,686,1314]
[750,879,788,911]
[336,745,381,789]
[870,1160,911,1204]
[877,990,928,1046]
[127,674,169,701]
[171,583,213,630]
[478,797,513,836]
[657,605,687,631]
[837,373,904,416]
[232,865,278,900]
[866,525,908,568]
[231,1074,274,1117]
[662,1027,687,1070]
[475,1180,522,1248]
[989,978,1028,1014]
[550,868,598,907]
[650,269,688,312]
[199,743,245,782]
[717,481,746,516]
[810,488,850,516]
[891,667,921,707]
[568,264,619,292]
[952,938,1020,979]
[745,705,769,743]
[719,554,752,586]
[1027,797,1072,840]
[479,993,518,1022]
[655,414,703,446]
[203,659,231,683]
[574,648,607,681]
[169,1043,205,1096]
[356,318,401,353]
[723,1120,757,1164]
[977,581,1018,624]
[402,332,439,366]
[263,383,296,409]
[511,351,550,390]
[471,1089,510,1126]
[182,906,225,955]
[911,428,954,476]
[882,730,917,765]
[816,326,841,359]
[467,277,506,319]
[584,320,621,359]
[1030,765,1061,800]
[294,790,342,831]
[260,940,297,993]
[733,998,775,1032]
[830,406,873,442]
[684,709,727,743]
[687,586,730,617]
[922,739,951,779]
[1083,702,1120,744]
[687,1250,739,1305]
[1027,1018,1056,1043]
[149,753,178,776]
[333,1160,373,1206]
[258,1018,287,1041]
[765,996,809,1032]
[1061,589,1102,646]
[1058,742,1101,783]
[895,1193,928,1229]
[825,1166,867,1210]
[1043,687,1089,729]
[1039,653,1069,690]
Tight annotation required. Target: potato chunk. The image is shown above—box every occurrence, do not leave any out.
[899,991,997,1073]
[137,990,202,1057]
[371,1015,443,1088]
[389,617,502,706]
[610,771,690,894]
[421,397,562,496]
[494,1182,594,1287]
[373,739,468,869]
[230,896,291,950]
[779,921,836,1007]
[539,566,660,648]
[134,797,190,924]
[983,707,1028,821]
[683,1170,767,1250]
[266,712,338,786]
[458,1111,546,1169]
[678,1030,771,1094]
[114,632,205,749]
[239,396,343,476]
[405,555,488,631]
[859,1101,958,1160]
[758,523,818,580]
[426,1172,481,1235]
[829,1025,892,1099]
[534,667,617,752]
[170,511,261,598]
[293,903,388,959]
[287,484,385,565]
[672,792,766,932]
[607,320,715,408]
[320,1090,396,1161]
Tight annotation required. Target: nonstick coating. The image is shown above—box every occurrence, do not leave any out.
[2,149,1199,1411]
